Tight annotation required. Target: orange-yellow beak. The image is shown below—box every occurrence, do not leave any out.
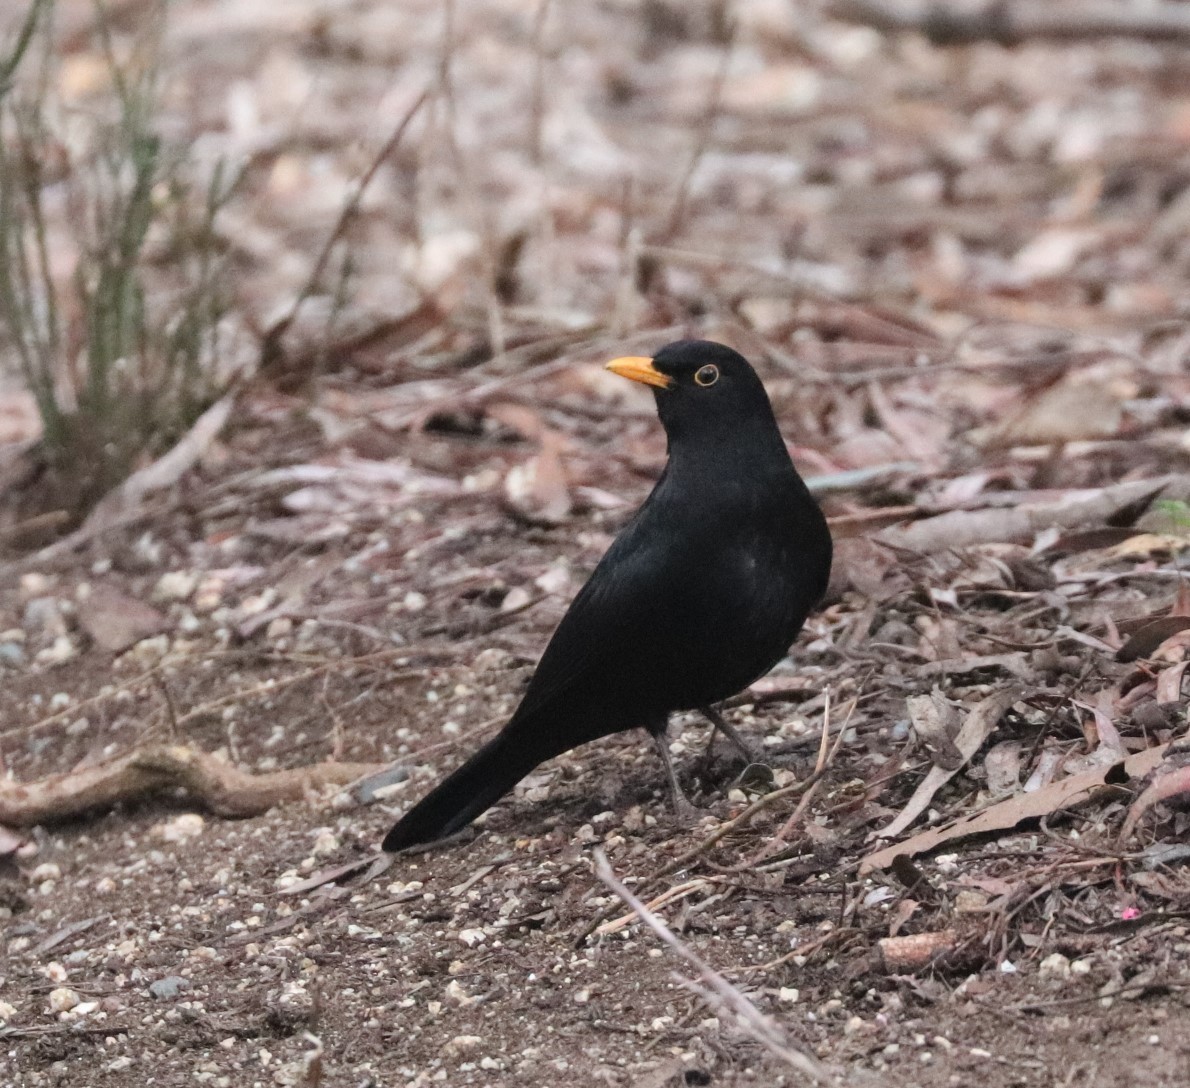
[605,355,672,389]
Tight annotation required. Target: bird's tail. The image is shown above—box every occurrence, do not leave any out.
[381,729,548,852]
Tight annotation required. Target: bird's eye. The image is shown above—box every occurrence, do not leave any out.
[694,364,719,387]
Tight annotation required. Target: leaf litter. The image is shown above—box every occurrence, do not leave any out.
[2,1,1190,1085]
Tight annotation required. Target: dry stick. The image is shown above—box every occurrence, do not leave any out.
[0,660,168,743]
[373,324,683,432]
[576,755,836,945]
[827,348,1126,389]
[660,25,734,241]
[0,744,383,826]
[0,510,70,543]
[0,398,234,581]
[749,693,853,865]
[526,0,557,312]
[175,663,421,731]
[435,0,505,360]
[640,243,852,303]
[594,849,826,1081]
[153,674,181,740]
[829,0,1190,46]
[738,927,850,977]
[613,177,641,337]
[659,762,837,882]
[0,641,469,745]
[82,392,237,533]
[526,0,553,165]
[261,88,430,357]
[594,877,712,938]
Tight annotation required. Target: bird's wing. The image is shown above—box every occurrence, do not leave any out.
[509,507,686,726]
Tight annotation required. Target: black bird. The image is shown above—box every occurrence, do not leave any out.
[382,340,832,852]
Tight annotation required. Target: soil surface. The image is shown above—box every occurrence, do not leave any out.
[3,2,1190,1086]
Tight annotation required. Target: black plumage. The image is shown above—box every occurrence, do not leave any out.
[382,340,832,852]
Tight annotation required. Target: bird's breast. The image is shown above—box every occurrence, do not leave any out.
[654,496,817,708]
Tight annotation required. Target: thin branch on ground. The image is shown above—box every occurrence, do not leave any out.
[0,744,385,826]
[593,849,826,1081]
[746,690,851,865]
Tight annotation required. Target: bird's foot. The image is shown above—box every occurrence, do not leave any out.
[669,792,700,827]
[699,706,764,766]
[651,729,700,825]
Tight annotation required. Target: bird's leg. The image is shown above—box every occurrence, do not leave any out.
[699,705,762,764]
[649,727,698,824]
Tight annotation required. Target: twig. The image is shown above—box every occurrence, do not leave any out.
[576,755,836,945]
[754,691,850,860]
[81,390,238,532]
[593,849,825,1081]
[594,878,712,937]
[660,25,734,241]
[526,0,553,164]
[0,0,49,96]
[260,88,430,364]
[153,674,180,740]
[0,394,238,580]
[737,928,850,977]
[372,325,682,432]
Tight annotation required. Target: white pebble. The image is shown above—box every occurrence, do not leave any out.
[48,988,80,1013]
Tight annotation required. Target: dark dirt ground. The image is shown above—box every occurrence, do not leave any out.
[4,1,1190,1085]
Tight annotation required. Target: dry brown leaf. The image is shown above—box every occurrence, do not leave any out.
[1116,616,1190,662]
[887,898,919,938]
[861,742,1172,875]
[1109,533,1190,558]
[826,537,906,600]
[1120,754,1190,842]
[504,432,571,524]
[877,687,1022,840]
[1157,661,1189,706]
[77,586,169,653]
[977,378,1121,449]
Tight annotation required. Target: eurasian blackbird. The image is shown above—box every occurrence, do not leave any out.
[382,340,831,851]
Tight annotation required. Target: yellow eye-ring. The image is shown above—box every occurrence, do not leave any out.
[694,364,719,387]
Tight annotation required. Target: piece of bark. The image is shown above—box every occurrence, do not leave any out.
[878,929,959,972]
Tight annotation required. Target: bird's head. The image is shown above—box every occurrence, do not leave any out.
[605,340,777,444]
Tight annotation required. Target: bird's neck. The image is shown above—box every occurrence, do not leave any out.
[664,418,797,495]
